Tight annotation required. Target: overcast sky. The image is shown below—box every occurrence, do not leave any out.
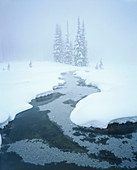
[0,0,137,63]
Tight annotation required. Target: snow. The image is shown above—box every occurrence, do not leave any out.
[70,63,137,128]
[36,90,54,98]
[0,61,76,128]
[0,60,137,137]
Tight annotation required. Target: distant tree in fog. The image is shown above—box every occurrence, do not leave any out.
[73,18,88,67]
[95,64,98,70]
[53,18,88,67]
[95,58,104,70]
[63,22,73,65]
[53,24,64,63]
[80,21,88,66]
[73,17,82,66]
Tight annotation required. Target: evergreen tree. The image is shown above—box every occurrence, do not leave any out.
[64,22,72,65]
[95,59,103,70]
[81,21,88,66]
[53,24,64,63]
[73,17,82,66]
[53,18,88,66]
[73,18,88,67]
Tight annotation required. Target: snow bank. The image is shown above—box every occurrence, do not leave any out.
[1,60,137,133]
[0,61,76,128]
[70,63,137,128]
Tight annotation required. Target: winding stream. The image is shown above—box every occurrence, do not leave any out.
[0,72,137,170]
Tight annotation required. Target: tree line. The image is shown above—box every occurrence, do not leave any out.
[53,18,88,67]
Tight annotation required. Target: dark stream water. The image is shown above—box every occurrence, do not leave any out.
[0,72,137,170]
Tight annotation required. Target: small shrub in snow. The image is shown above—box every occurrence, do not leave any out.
[7,64,10,71]
[29,61,32,68]
[99,58,103,69]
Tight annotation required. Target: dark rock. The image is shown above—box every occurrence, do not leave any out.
[107,122,137,135]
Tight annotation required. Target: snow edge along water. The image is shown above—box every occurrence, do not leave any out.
[0,61,79,148]
[70,64,137,129]
[0,61,137,147]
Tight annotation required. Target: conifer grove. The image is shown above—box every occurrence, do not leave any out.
[53,18,88,67]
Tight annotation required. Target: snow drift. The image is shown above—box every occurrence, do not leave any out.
[0,62,76,128]
[70,63,137,128]
[0,60,137,149]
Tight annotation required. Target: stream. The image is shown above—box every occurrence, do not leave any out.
[0,71,137,170]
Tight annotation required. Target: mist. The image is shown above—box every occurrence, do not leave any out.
[0,0,137,63]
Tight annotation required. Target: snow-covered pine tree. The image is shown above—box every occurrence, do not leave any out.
[74,18,88,67]
[73,17,82,66]
[53,24,64,63]
[81,21,88,66]
[64,22,72,65]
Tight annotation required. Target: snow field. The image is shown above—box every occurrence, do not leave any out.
[0,61,77,127]
[70,63,137,128]
[0,60,137,150]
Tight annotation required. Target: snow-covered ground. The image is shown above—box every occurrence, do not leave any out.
[0,61,77,129]
[70,62,137,128]
[0,61,137,140]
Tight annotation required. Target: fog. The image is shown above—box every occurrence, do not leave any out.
[0,0,137,63]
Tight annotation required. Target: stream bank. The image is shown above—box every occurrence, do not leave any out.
[0,72,137,170]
